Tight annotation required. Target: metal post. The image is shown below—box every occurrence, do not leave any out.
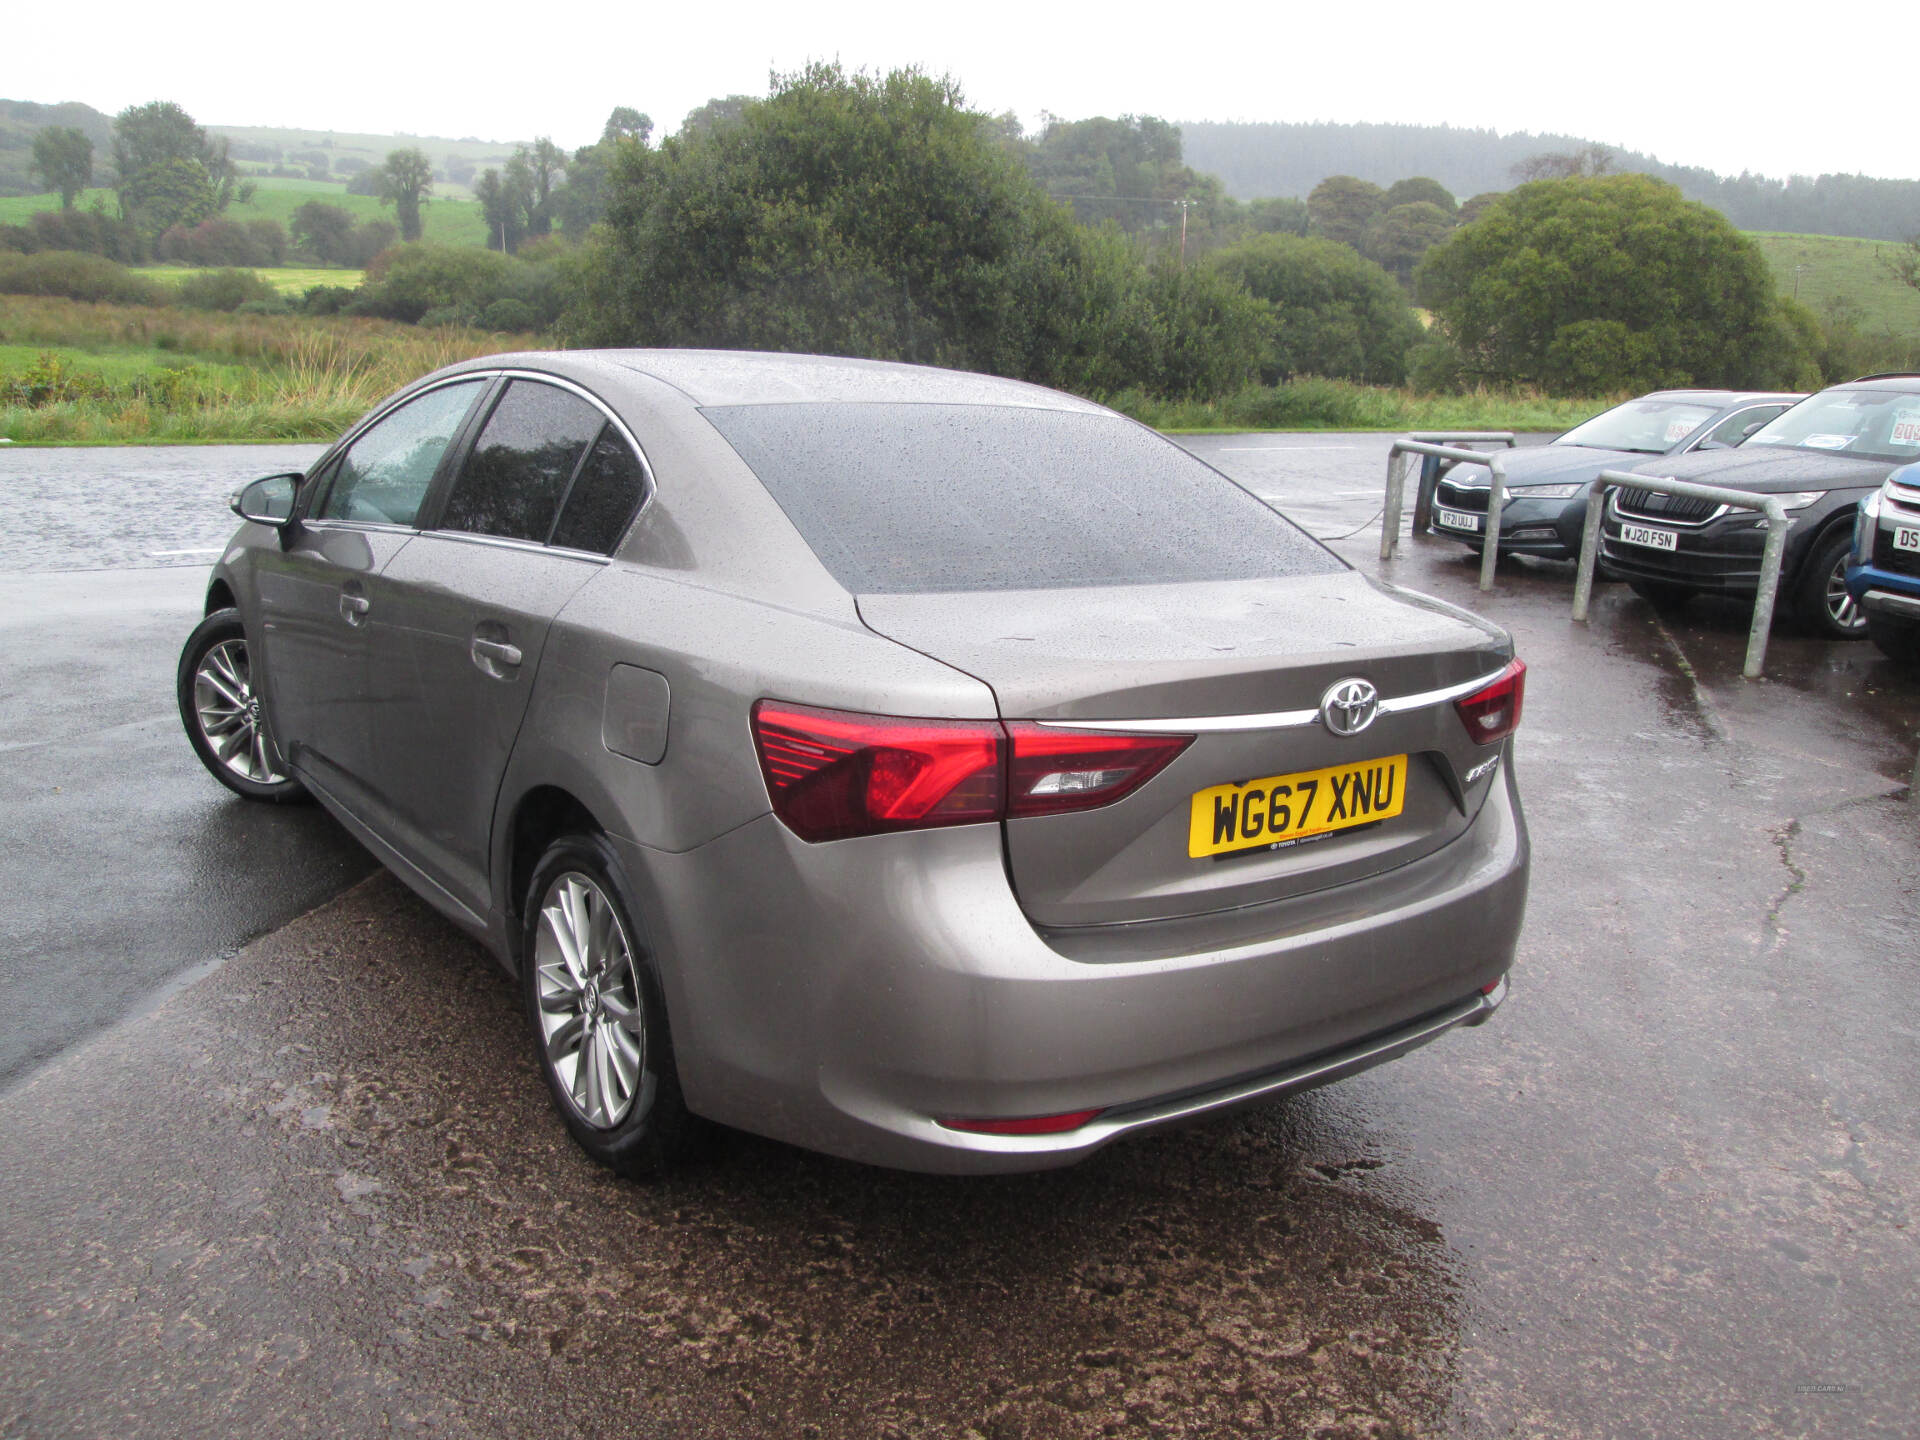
[1477,454,1507,593]
[1572,483,1607,622]
[1572,470,1792,678]
[1413,453,1439,534]
[1744,515,1791,679]
[1381,450,1409,562]
[1381,438,1518,561]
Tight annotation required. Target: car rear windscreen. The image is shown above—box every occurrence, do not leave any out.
[701,403,1342,593]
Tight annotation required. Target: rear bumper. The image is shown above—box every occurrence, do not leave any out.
[619,751,1529,1173]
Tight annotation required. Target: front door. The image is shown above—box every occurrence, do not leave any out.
[252,377,489,810]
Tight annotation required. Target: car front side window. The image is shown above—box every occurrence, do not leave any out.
[316,379,487,527]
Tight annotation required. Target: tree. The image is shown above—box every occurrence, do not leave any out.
[111,101,236,237]
[524,138,567,236]
[678,95,753,138]
[1416,174,1819,393]
[1509,144,1613,182]
[118,157,218,238]
[1382,176,1455,216]
[603,107,652,144]
[566,64,1264,399]
[290,200,357,264]
[1364,201,1454,284]
[474,169,527,253]
[1243,196,1309,236]
[1306,175,1384,249]
[1208,233,1422,384]
[30,127,93,209]
[1887,235,1920,293]
[376,148,434,242]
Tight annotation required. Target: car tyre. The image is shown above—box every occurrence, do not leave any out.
[1794,529,1868,640]
[522,832,701,1178]
[1626,579,1694,614]
[177,607,307,803]
[1866,615,1920,664]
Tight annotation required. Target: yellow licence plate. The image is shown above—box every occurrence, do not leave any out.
[1188,755,1408,858]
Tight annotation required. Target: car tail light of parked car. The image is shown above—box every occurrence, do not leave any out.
[752,700,1194,841]
[1454,659,1526,745]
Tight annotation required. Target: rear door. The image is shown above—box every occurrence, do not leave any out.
[362,377,650,915]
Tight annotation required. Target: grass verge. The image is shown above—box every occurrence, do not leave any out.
[1,296,537,442]
[1109,379,1601,433]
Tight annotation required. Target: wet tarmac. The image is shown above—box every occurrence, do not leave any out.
[2,436,1917,1437]
[0,444,371,1088]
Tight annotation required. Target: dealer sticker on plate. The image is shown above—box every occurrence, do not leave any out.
[1619,523,1678,551]
[1189,755,1408,859]
[1434,507,1482,533]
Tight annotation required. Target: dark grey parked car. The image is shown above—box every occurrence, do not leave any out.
[1599,375,1920,638]
[1429,390,1801,558]
[178,351,1530,1176]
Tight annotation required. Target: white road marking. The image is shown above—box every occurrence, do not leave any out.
[1215,445,1365,452]
[147,548,223,557]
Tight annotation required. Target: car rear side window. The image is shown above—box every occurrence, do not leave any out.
[439,380,609,543]
[317,379,486,527]
[701,403,1340,593]
[550,428,648,554]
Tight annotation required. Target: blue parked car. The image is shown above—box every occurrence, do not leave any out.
[1848,460,1920,662]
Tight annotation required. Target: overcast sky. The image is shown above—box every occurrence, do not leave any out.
[21,0,1913,183]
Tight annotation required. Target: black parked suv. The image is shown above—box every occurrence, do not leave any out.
[1599,375,1920,638]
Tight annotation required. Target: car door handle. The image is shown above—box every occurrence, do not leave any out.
[470,637,523,676]
[339,593,370,625]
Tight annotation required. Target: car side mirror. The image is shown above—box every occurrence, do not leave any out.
[231,473,301,532]
[1696,439,1731,451]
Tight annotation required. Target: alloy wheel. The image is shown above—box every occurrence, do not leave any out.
[1826,555,1864,632]
[192,638,288,785]
[533,872,645,1130]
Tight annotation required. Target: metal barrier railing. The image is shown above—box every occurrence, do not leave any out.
[1382,433,1517,592]
[1572,470,1794,680]
[1405,432,1517,536]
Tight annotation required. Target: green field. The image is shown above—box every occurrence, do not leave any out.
[1750,231,1920,339]
[134,265,367,296]
[0,176,489,247]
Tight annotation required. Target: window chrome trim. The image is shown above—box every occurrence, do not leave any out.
[311,367,659,547]
[1029,666,1511,734]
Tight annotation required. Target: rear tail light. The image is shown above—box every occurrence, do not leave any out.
[1454,658,1526,745]
[940,1109,1104,1136]
[751,701,1002,843]
[752,702,1193,842]
[1004,724,1192,818]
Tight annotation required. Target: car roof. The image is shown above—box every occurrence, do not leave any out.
[574,348,1110,412]
[1837,373,1920,392]
[1639,389,1805,405]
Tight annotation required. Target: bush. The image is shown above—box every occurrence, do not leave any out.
[1416,174,1819,393]
[0,210,144,263]
[0,250,161,304]
[353,241,564,328]
[479,297,539,332]
[156,217,283,268]
[175,268,280,312]
[299,284,356,316]
[1207,233,1421,385]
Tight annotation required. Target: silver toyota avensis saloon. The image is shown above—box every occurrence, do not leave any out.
[178,350,1529,1177]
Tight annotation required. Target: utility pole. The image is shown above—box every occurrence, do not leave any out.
[1178,199,1190,265]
